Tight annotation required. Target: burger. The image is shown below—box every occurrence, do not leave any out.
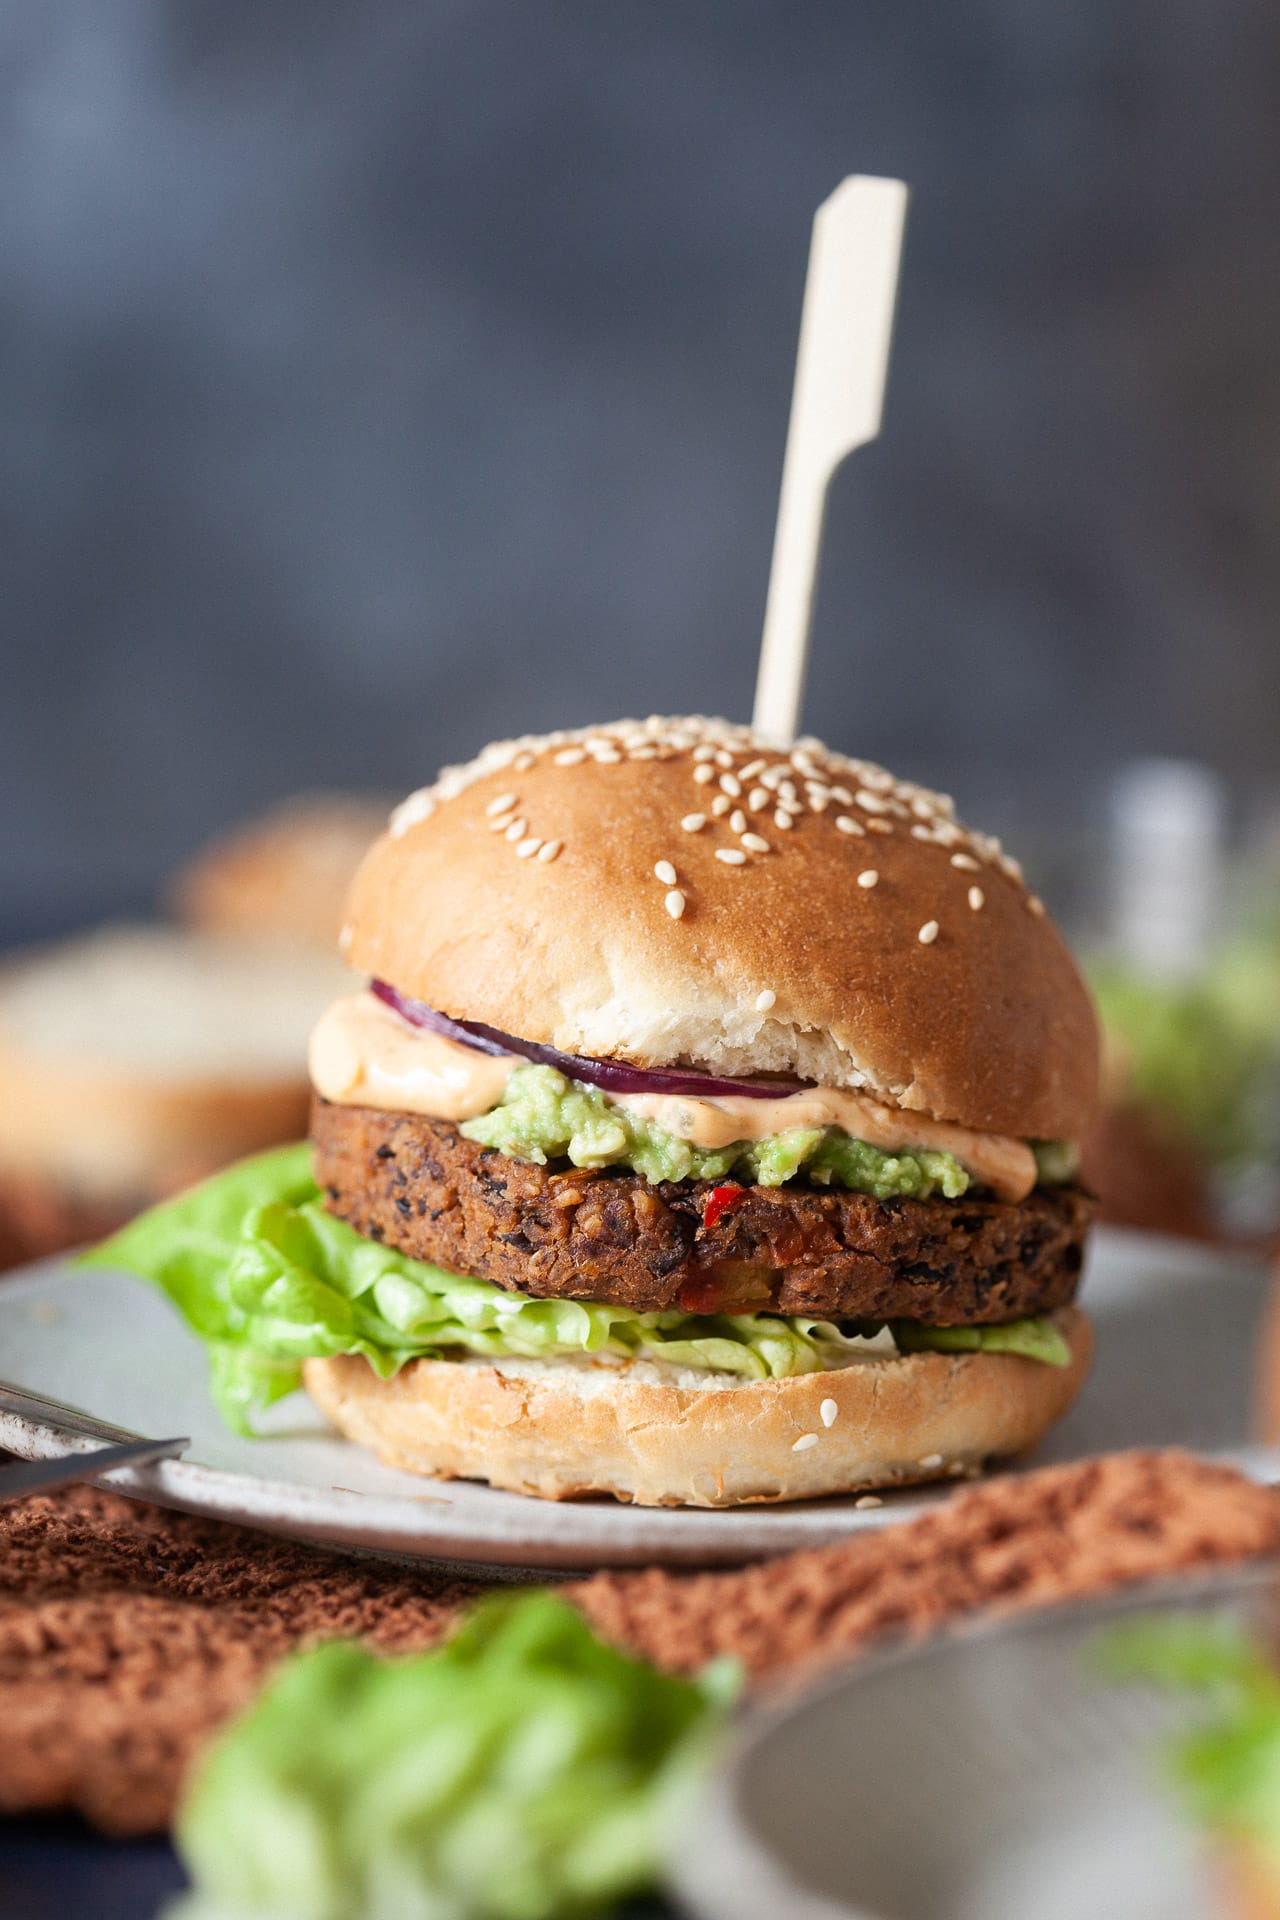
[91,716,1099,1507]
[302,714,1100,1503]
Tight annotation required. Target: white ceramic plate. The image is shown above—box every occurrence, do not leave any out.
[0,1227,1275,1571]
[674,1565,1280,1920]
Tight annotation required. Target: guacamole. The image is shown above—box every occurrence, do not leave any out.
[459,1064,972,1200]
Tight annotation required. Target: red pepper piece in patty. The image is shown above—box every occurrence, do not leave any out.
[702,1183,747,1232]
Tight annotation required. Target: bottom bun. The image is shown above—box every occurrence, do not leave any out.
[303,1307,1092,1508]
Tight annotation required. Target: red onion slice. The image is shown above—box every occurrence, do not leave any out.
[371,979,806,1100]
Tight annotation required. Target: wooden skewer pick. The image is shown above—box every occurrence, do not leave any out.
[752,176,909,746]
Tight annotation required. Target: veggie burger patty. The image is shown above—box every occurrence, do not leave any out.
[312,1097,1092,1326]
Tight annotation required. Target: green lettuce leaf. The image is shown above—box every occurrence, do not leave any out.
[83,1146,1070,1436]
[169,1590,736,1920]
[893,1316,1072,1366]
[1100,1615,1280,1868]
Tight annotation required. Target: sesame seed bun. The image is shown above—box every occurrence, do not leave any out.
[302,1306,1092,1507]
[343,719,1099,1140]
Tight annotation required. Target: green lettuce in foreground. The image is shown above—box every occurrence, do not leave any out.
[1100,1615,1280,1872]
[82,1146,1070,1436]
[169,1591,735,1920]
[460,1063,972,1199]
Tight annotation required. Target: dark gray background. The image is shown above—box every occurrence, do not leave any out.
[3,0,1278,938]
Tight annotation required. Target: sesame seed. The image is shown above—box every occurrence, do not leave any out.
[910,797,935,820]
[654,859,677,886]
[918,920,940,944]
[910,824,937,842]
[835,815,865,837]
[693,745,716,762]
[868,818,894,835]
[664,889,686,920]
[715,750,735,769]
[488,812,516,833]
[918,1452,943,1469]
[774,810,794,831]
[512,752,535,771]
[1028,894,1046,915]
[680,813,706,833]
[719,773,742,798]
[739,759,766,781]
[693,763,715,785]
[968,886,984,911]
[715,848,747,865]
[856,790,889,813]
[730,808,748,834]
[749,786,769,811]
[755,989,776,1012]
[504,819,528,842]
[857,869,879,889]
[486,792,518,817]
[553,747,585,766]
[792,1433,819,1453]
[999,854,1024,882]
[808,790,831,812]
[515,837,542,859]
[389,789,435,837]
[711,794,732,817]
[855,1495,883,1510]
[741,832,771,854]
[593,747,621,765]
[831,786,853,806]
[537,840,562,863]
[820,1398,838,1427]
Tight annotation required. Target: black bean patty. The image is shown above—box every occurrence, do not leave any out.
[311,1099,1092,1324]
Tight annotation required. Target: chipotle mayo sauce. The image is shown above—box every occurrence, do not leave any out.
[309,991,1037,1201]
[309,993,515,1121]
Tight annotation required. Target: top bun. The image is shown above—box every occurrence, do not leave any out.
[343,719,1099,1141]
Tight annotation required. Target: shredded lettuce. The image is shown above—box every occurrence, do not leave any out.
[168,1591,736,1920]
[894,1316,1072,1366]
[460,1064,971,1199]
[82,1146,1071,1436]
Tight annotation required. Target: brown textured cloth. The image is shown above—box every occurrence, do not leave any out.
[2,1448,1276,1836]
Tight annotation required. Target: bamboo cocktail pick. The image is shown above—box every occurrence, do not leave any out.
[752,176,909,748]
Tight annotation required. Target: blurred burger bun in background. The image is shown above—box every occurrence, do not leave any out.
[0,789,390,1266]
[0,926,354,1261]
[172,792,391,949]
